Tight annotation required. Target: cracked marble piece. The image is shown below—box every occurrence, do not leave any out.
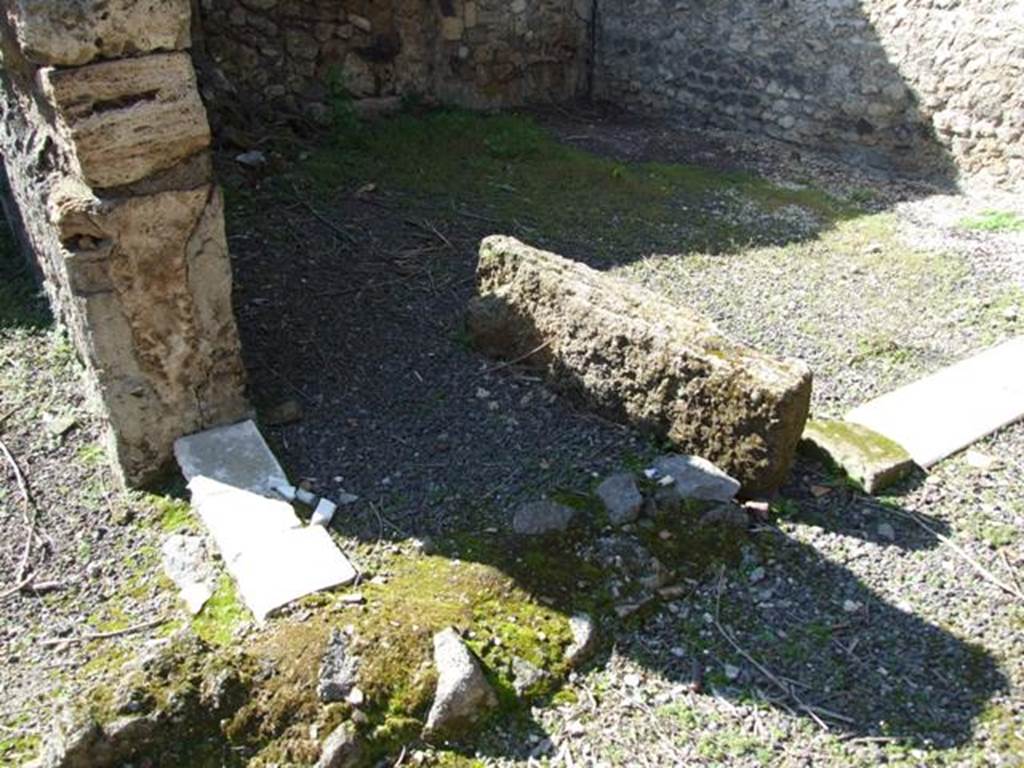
[176,421,356,621]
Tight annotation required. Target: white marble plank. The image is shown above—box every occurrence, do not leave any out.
[847,336,1024,467]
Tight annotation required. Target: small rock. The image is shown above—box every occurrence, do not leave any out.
[318,629,360,703]
[346,687,365,706]
[723,664,741,681]
[810,484,832,498]
[1004,306,1019,322]
[623,672,642,688]
[657,584,688,599]
[843,599,862,613]
[743,500,770,520]
[964,449,998,471]
[652,454,741,502]
[235,149,267,168]
[564,613,596,667]
[261,399,303,426]
[512,500,576,536]
[160,535,215,615]
[698,503,749,528]
[336,491,360,506]
[338,593,366,605]
[748,566,766,584]
[876,522,896,541]
[510,656,548,696]
[316,722,363,768]
[423,628,497,739]
[596,472,643,525]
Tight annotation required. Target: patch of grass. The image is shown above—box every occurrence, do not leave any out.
[959,210,1024,232]
[150,494,197,533]
[192,576,249,646]
[306,108,851,260]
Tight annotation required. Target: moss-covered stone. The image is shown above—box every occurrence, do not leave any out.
[800,419,915,494]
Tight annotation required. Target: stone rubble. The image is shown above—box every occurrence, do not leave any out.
[512,499,577,536]
[317,629,360,704]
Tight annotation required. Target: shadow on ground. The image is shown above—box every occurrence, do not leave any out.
[212,107,1007,761]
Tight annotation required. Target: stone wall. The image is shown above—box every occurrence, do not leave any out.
[0,0,249,486]
[597,0,1024,188]
[195,0,592,124]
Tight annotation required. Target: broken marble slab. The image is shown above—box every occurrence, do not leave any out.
[174,420,357,622]
[229,525,357,622]
[174,420,290,497]
[847,336,1024,467]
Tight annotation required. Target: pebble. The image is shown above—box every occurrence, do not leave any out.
[843,599,863,613]
[724,664,741,681]
[877,522,896,541]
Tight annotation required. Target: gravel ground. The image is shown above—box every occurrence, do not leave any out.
[2,106,1022,766]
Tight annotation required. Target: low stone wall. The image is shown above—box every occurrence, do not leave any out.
[0,0,249,486]
[195,0,591,124]
[597,0,1024,188]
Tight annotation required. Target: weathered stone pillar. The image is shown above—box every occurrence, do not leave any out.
[0,0,249,486]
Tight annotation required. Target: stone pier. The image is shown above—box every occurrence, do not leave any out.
[0,0,249,486]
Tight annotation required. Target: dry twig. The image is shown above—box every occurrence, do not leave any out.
[478,339,554,377]
[712,568,854,730]
[40,617,168,647]
[892,507,1024,603]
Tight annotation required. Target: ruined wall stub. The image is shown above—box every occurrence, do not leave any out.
[0,0,249,486]
[597,0,1024,189]
[194,0,592,126]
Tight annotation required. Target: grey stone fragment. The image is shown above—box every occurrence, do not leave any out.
[160,534,215,615]
[512,500,576,535]
[510,655,548,696]
[596,472,643,525]
[653,454,741,502]
[565,612,596,667]
[699,503,750,528]
[318,629,360,703]
[423,627,498,739]
[315,722,363,768]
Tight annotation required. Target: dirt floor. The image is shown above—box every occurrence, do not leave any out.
[2,103,1022,766]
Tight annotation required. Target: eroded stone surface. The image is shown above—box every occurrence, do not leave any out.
[801,419,915,494]
[41,52,211,189]
[467,236,813,493]
[9,0,191,67]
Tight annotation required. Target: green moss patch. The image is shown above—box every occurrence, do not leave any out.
[959,209,1024,232]
[302,108,853,261]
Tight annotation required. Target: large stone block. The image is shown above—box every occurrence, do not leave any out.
[40,52,210,189]
[8,0,191,67]
[466,236,812,493]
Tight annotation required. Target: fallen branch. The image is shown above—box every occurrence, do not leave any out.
[478,339,554,377]
[40,617,168,647]
[0,434,40,585]
[713,568,853,730]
